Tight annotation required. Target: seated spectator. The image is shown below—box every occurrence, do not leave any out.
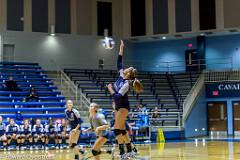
[3,76,21,91]
[151,107,160,126]
[152,107,160,119]
[136,103,148,115]
[0,116,8,150]
[25,87,39,102]
[15,111,24,121]
[22,88,39,108]
[6,118,21,150]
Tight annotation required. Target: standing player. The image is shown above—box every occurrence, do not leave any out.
[83,103,114,160]
[0,116,8,150]
[107,40,143,159]
[5,118,20,150]
[65,100,85,160]
[32,119,45,149]
[45,118,58,149]
[19,119,33,150]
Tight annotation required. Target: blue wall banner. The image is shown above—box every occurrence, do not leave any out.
[206,82,240,98]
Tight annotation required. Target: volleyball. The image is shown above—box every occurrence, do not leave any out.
[101,37,115,50]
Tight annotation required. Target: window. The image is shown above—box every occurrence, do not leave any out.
[32,0,48,33]
[153,0,168,34]
[7,0,24,31]
[97,1,112,36]
[199,0,216,30]
[131,0,146,36]
[175,0,191,32]
[55,0,71,34]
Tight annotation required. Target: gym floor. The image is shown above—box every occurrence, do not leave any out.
[0,140,239,160]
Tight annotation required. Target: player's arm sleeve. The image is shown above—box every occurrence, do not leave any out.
[19,125,22,132]
[32,125,36,132]
[117,55,124,77]
[73,109,82,125]
[113,82,129,100]
[45,125,49,133]
[41,125,44,133]
[5,125,9,133]
[64,110,68,120]
[17,125,20,132]
[55,125,58,132]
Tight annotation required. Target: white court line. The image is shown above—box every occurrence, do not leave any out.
[185,152,234,160]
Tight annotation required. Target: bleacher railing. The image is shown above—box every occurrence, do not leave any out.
[59,70,90,111]
[204,70,240,82]
[58,57,233,72]
[183,72,205,126]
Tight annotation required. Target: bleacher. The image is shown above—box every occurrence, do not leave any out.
[64,68,200,127]
[0,62,66,120]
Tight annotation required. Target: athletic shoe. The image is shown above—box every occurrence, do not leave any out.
[125,151,137,159]
[132,147,139,154]
[20,146,24,151]
[79,149,87,156]
[111,147,115,159]
[120,154,128,160]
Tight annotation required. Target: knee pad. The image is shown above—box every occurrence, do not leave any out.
[66,134,69,139]
[121,130,127,135]
[114,129,122,136]
[70,143,77,149]
[57,134,62,139]
[92,150,101,156]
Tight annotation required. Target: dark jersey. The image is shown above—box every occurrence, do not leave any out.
[58,124,71,133]
[0,123,6,137]
[65,108,82,130]
[20,125,32,134]
[113,55,130,108]
[32,124,44,134]
[6,124,19,134]
[45,124,56,134]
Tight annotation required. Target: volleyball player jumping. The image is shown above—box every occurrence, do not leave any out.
[107,40,143,159]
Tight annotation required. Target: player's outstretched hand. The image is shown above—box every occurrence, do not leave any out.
[119,40,124,56]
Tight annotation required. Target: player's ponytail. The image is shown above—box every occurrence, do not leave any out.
[128,68,143,93]
[133,78,143,93]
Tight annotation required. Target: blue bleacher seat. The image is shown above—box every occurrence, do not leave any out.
[0,107,66,112]
[0,62,65,122]
[0,96,64,101]
[0,114,65,119]
[0,101,65,107]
